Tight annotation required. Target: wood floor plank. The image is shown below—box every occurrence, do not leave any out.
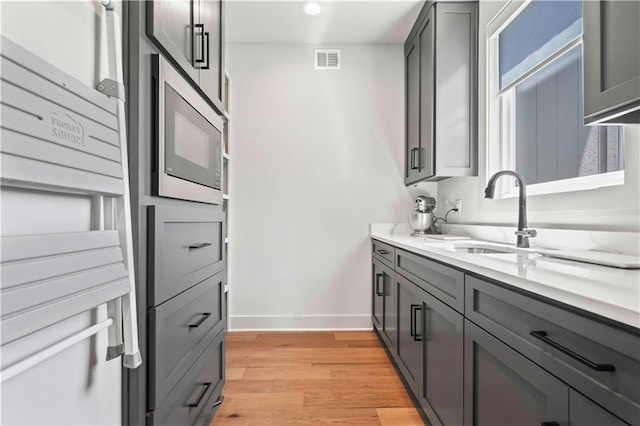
[211,331,421,425]
[242,366,331,380]
[225,368,246,380]
[221,392,304,410]
[334,331,379,341]
[214,408,382,425]
[377,407,425,425]
[223,380,274,394]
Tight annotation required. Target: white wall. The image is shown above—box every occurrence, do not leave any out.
[1,2,122,424]
[226,43,435,330]
[437,1,640,232]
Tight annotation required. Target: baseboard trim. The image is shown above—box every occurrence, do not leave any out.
[229,314,372,331]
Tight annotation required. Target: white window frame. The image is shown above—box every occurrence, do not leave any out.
[486,0,625,199]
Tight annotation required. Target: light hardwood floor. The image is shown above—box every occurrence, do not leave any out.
[211,331,425,425]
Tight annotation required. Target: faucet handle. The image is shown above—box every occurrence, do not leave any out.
[515,228,537,238]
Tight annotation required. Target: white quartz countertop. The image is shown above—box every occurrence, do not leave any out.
[371,223,640,331]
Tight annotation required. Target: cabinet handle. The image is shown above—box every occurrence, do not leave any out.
[530,330,615,372]
[541,422,560,426]
[212,394,224,408]
[410,148,419,170]
[375,273,385,296]
[377,249,389,255]
[188,382,211,407]
[202,31,210,70]
[188,242,212,250]
[410,304,422,341]
[188,313,212,329]
[194,24,206,65]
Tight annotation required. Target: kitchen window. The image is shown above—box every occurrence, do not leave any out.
[487,0,624,198]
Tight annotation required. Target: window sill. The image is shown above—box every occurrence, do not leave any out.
[495,170,625,199]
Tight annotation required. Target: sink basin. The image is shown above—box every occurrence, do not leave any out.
[451,246,515,254]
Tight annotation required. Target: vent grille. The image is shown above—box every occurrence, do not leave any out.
[315,49,340,70]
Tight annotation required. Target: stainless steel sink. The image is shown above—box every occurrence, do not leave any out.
[451,246,515,254]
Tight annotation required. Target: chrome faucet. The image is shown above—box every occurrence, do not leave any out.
[484,170,537,248]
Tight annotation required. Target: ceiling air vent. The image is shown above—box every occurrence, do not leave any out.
[315,49,340,70]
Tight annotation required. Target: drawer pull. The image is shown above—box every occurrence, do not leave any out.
[188,313,212,329]
[188,382,211,408]
[212,395,224,408]
[410,304,423,342]
[188,242,212,250]
[541,422,560,426]
[377,250,389,255]
[375,273,385,296]
[530,330,615,372]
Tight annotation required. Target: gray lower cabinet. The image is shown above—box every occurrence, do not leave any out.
[149,328,225,426]
[396,274,422,395]
[464,320,569,426]
[583,0,640,124]
[372,239,639,426]
[465,275,640,425]
[418,289,463,426]
[570,389,628,426]
[372,257,395,349]
[148,271,225,410]
[148,205,224,305]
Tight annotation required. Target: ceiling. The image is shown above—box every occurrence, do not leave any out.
[225,0,424,44]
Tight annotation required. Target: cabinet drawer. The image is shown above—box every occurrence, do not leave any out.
[149,205,224,305]
[395,248,465,313]
[150,329,225,426]
[149,271,225,410]
[466,275,640,425]
[372,239,394,267]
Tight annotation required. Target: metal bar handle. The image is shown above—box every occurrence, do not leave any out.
[410,148,419,170]
[194,24,206,65]
[188,313,212,329]
[411,304,423,342]
[530,330,615,372]
[202,31,210,70]
[375,273,385,296]
[541,422,560,426]
[188,382,211,407]
[376,249,389,255]
[212,395,225,408]
[188,242,212,250]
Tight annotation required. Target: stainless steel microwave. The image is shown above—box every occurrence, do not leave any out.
[152,55,223,204]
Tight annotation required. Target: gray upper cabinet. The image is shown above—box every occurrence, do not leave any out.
[583,0,640,124]
[404,1,478,185]
[147,0,225,112]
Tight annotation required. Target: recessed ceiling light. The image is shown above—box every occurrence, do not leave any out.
[303,1,322,16]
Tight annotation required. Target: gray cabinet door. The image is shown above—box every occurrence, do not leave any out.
[372,257,396,350]
[433,2,477,178]
[583,0,640,124]
[147,0,198,83]
[396,274,422,394]
[418,289,464,426]
[405,37,420,185]
[464,320,569,426]
[569,389,629,426]
[381,261,396,351]
[416,6,434,181]
[371,258,384,331]
[197,0,223,106]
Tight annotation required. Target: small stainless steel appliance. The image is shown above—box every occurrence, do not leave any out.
[153,54,223,204]
[409,196,436,236]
